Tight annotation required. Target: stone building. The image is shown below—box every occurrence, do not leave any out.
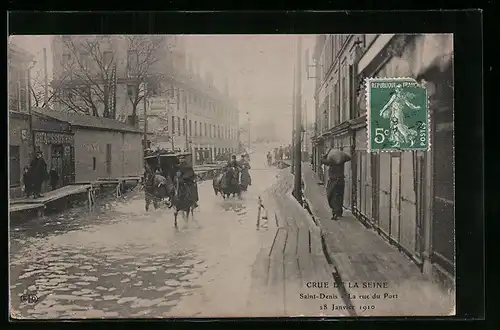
[50,35,240,165]
[8,42,35,198]
[311,34,454,288]
[34,109,143,183]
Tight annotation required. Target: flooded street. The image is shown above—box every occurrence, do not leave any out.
[10,150,281,319]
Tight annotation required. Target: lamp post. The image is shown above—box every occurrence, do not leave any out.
[143,82,149,152]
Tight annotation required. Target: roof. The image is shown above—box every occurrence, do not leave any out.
[144,150,192,159]
[33,109,143,134]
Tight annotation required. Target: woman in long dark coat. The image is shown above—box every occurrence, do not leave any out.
[29,151,48,198]
[321,149,351,220]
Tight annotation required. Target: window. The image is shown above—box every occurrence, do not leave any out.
[335,82,340,125]
[127,50,138,76]
[176,89,180,110]
[103,51,113,68]
[127,85,136,99]
[342,64,348,122]
[177,117,181,136]
[92,157,96,171]
[172,116,175,135]
[349,64,355,119]
[194,121,198,136]
[204,123,207,137]
[189,120,192,136]
[199,122,203,137]
[62,53,71,67]
[182,118,186,135]
[80,51,90,68]
[9,145,20,187]
[106,144,112,175]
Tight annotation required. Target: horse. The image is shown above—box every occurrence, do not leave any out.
[171,176,196,228]
[213,166,242,199]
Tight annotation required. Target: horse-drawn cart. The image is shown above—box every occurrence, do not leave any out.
[144,150,193,181]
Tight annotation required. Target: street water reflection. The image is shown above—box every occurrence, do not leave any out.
[10,151,280,318]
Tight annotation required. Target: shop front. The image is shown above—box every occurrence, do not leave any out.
[34,131,75,189]
[418,58,454,281]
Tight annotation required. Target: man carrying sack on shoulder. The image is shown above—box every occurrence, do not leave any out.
[321,147,351,220]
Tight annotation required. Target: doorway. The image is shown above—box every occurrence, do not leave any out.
[51,144,64,189]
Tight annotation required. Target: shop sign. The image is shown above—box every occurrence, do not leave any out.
[84,143,100,152]
[35,132,74,145]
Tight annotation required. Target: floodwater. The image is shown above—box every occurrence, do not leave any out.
[9,148,282,319]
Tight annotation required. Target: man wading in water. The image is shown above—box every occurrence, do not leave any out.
[321,148,351,220]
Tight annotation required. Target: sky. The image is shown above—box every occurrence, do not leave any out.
[183,35,316,142]
[9,34,316,142]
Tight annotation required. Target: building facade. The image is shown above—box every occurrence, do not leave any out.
[35,109,143,183]
[8,43,35,198]
[51,35,240,165]
[32,110,75,191]
[311,34,454,289]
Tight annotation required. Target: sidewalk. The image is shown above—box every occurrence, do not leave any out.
[302,164,455,316]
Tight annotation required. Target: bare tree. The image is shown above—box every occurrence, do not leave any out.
[57,36,117,117]
[29,67,65,109]
[125,36,166,125]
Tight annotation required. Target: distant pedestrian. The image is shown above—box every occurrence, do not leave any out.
[49,166,59,191]
[22,166,32,198]
[29,150,48,198]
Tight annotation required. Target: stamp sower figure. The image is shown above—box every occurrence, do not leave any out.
[379,84,421,148]
[29,150,47,198]
[176,155,199,209]
[321,148,351,220]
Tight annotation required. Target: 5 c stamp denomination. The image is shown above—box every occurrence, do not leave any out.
[366,77,429,152]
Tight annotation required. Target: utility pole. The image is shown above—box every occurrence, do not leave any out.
[293,35,303,201]
[143,83,148,152]
[246,112,251,152]
[43,48,48,106]
[27,66,36,155]
[184,92,189,152]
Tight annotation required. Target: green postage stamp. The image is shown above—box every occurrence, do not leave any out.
[366,77,429,152]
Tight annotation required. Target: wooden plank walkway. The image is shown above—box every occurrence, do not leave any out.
[302,165,455,316]
[9,203,45,214]
[247,171,344,317]
[10,184,91,205]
